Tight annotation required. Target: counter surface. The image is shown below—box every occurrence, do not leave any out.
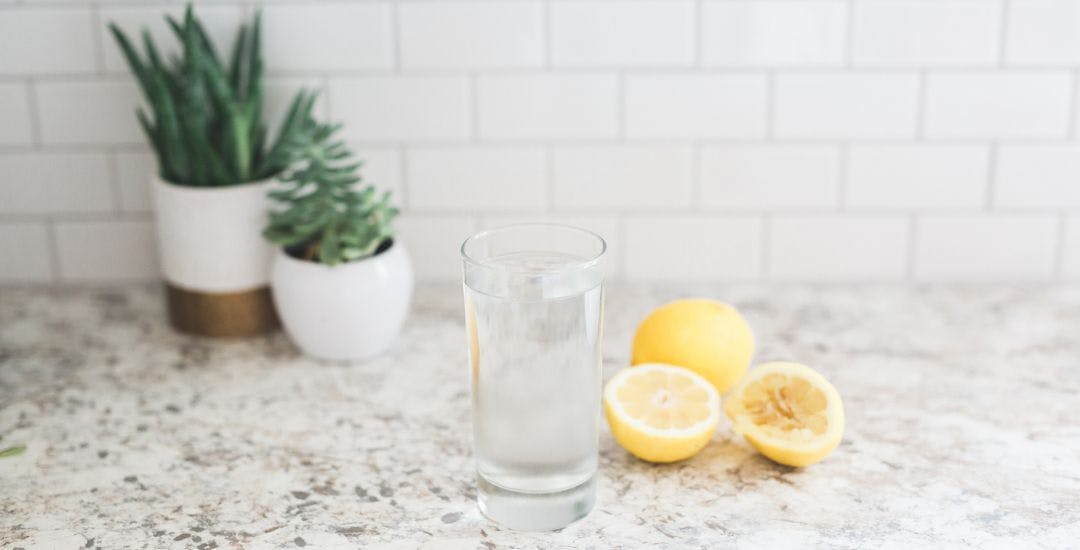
[2,284,1078,548]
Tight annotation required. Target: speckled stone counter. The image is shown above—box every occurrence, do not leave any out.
[2,284,1079,549]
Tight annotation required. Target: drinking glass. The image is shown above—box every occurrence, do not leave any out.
[461,223,606,531]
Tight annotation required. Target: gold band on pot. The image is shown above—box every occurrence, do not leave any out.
[165,284,279,337]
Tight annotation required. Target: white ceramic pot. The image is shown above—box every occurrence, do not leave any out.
[271,241,414,361]
[153,176,274,292]
[152,176,279,336]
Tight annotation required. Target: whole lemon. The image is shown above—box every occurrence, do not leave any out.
[631,299,754,393]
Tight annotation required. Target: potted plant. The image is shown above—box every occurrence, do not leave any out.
[109,5,313,336]
[264,117,413,361]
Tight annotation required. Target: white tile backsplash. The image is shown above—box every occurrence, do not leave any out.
[0,222,54,283]
[399,2,543,69]
[924,72,1072,138]
[995,145,1080,208]
[552,145,693,211]
[774,73,920,138]
[625,75,768,138]
[354,147,403,199]
[701,0,847,67]
[262,3,393,71]
[624,217,762,280]
[768,216,909,280]
[1005,0,1080,65]
[550,0,694,68]
[914,216,1058,280]
[699,146,840,210]
[395,214,477,280]
[852,0,1001,67]
[55,219,158,282]
[407,147,546,212]
[846,145,989,209]
[0,8,96,74]
[0,153,113,214]
[5,0,1080,284]
[0,83,34,145]
[35,80,144,144]
[477,75,618,139]
[330,76,471,141]
[114,151,156,213]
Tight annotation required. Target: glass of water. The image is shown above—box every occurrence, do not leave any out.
[461,223,606,531]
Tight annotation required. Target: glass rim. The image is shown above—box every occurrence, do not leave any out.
[460,222,608,273]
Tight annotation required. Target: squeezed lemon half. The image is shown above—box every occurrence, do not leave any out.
[604,363,721,463]
[724,362,844,467]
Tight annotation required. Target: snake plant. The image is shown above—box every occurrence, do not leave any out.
[263,115,399,266]
[109,4,310,186]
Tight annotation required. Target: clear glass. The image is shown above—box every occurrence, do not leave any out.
[462,223,606,531]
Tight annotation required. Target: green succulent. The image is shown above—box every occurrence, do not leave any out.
[109,4,311,186]
[263,115,399,266]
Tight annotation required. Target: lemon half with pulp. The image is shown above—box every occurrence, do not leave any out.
[604,363,721,463]
[724,361,844,467]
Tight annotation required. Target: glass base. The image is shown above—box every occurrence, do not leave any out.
[477,474,596,531]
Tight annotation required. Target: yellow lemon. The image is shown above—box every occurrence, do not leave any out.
[631,299,754,393]
[724,362,844,467]
[604,363,721,463]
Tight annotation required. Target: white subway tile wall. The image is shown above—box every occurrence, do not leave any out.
[1,0,1079,284]
[768,216,909,280]
[701,1,847,67]
[914,216,1058,280]
[398,2,543,70]
[851,0,1001,67]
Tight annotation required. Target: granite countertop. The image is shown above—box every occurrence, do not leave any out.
[2,284,1079,548]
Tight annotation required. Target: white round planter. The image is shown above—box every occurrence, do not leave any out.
[153,176,275,292]
[271,241,414,361]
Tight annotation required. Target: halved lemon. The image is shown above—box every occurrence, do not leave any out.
[604,363,721,463]
[724,362,844,467]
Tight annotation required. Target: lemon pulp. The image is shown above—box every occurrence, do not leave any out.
[604,363,720,463]
[724,362,844,467]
